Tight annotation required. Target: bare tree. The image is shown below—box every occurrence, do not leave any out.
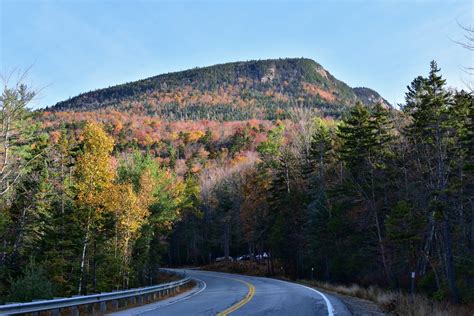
[456,23,474,52]
[454,23,474,91]
[288,107,319,159]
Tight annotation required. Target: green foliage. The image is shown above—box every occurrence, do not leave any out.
[257,123,285,166]
[50,58,388,120]
[0,81,36,195]
[8,259,54,303]
[337,102,372,167]
[2,61,473,308]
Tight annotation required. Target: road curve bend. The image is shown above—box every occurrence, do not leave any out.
[109,269,351,316]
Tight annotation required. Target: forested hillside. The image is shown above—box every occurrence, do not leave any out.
[1,60,473,312]
[49,58,390,120]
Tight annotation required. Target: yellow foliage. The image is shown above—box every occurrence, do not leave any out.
[188,130,205,142]
[169,132,179,141]
[138,169,155,208]
[106,183,149,241]
[75,121,115,211]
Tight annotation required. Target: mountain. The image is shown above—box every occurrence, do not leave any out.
[49,58,390,120]
[353,87,391,109]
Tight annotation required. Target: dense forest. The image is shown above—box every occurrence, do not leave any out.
[48,58,390,120]
[0,60,473,309]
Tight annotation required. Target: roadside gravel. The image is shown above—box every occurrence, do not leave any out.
[314,287,387,316]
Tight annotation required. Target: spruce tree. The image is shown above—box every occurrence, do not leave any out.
[337,101,394,283]
[403,61,460,302]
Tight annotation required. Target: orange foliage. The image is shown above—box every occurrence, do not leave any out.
[301,82,337,102]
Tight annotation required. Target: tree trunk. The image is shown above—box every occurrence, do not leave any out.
[442,216,460,303]
[224,222,230,260]
[418,211,435,276]
[78,227,90,294]
[471,199,474,252]
[93,240,97,292]
[374,207,391,284]
[324,255,330,281]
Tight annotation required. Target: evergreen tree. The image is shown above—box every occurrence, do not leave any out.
[337,101,394,284]
[403,61,460,302]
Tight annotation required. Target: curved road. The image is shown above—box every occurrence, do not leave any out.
[110,269,350,316]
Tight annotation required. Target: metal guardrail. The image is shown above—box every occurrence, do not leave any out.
[0,270,191,315]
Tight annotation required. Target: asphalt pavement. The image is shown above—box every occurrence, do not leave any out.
[109,269,351,316]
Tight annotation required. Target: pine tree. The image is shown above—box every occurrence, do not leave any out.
[403,61,460,302]
[337,101,394,284]
[0,82,36,196]
[337,102,372,170]
[304,119,334,280]
[301,118,332,187]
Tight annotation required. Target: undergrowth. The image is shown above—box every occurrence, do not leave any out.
[303,280,473,316]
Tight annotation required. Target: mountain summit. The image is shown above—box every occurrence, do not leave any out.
[50,58,390,120]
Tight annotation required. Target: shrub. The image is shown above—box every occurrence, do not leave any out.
[8,259,54,302]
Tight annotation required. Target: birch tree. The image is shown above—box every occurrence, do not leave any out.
[74,122,114,294]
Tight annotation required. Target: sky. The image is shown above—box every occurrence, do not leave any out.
[1,0,472,109]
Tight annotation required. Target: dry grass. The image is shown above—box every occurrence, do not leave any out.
[303,280,473,316]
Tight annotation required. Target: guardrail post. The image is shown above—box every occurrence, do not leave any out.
[86,303,94,315]
[113,299,119,311]
[71,306,79,316]
[51,308,60,316]
[100,301,107,312]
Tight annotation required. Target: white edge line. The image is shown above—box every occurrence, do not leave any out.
[131,277,207,315]
[297,283,335,316]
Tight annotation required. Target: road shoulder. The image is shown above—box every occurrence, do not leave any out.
[302,286,387,316]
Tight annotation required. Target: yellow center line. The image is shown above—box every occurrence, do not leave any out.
[217,278,256,315]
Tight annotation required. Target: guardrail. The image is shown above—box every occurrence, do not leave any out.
[0,270,191,315]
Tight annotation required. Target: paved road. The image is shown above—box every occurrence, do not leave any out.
[109,269,351,316]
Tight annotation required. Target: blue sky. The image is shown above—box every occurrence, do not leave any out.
[1,0,472,109]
